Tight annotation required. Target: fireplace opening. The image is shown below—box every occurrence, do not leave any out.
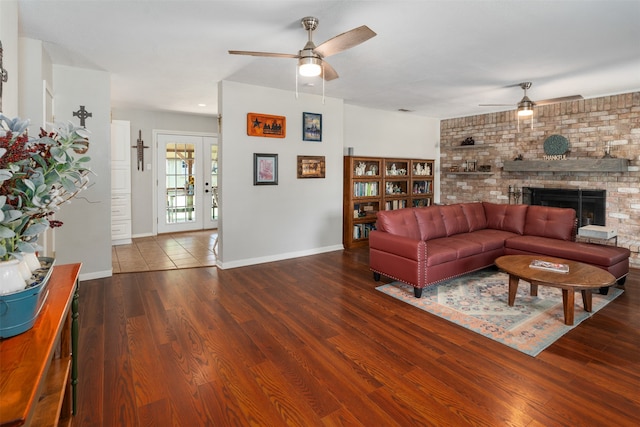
[523,187,606,228]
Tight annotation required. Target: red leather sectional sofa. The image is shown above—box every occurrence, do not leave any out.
[370,202,630,297]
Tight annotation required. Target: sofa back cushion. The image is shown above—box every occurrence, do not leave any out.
[439,204,471,236]
[414,206,447,241]
[461,202,488,232]
[523,205,576,241]
[376,208,421,240]
[483,202,527,234]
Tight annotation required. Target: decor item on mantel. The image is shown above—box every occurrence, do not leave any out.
[543,134,569,159]
[0,115,92,337]
[461,136,475,146]
[603,141,615,159]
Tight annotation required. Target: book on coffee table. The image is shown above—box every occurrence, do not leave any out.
[529,259,569,273]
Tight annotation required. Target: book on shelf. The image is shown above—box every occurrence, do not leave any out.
[529,259,569,273]
[353,182,378,197]
[353,223,376,239]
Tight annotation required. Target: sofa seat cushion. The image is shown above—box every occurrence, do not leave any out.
[505,235,630,267]
[464,229,517,251]
[426,236,483,266]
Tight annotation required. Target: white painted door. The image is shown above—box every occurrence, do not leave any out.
[156,133,218,234]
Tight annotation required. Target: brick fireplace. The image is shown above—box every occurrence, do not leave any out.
[439,91,640,268]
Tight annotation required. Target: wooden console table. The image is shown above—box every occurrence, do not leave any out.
[0,263,81,427]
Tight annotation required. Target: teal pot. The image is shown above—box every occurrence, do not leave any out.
[0,258,55,339]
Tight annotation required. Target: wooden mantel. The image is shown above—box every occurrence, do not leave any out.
[503,158,629,173]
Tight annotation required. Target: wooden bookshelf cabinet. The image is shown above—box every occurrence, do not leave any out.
[0,263,81,427]
[343,156,434,248]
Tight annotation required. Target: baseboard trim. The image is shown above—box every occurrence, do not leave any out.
[79,269,112,281]
[217,245,344,270]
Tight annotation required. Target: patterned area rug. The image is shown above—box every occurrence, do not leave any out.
[376,268,623,357]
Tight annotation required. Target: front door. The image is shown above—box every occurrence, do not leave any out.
[156,132,218,234]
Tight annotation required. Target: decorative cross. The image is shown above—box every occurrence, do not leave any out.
[72,105,92,127]
[131,129,149,171]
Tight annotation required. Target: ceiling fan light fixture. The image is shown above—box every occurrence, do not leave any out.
[517,97,534,116]
[517,106,534,117]
[298,56,322,77]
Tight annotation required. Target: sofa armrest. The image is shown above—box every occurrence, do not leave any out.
[369,230,424,261]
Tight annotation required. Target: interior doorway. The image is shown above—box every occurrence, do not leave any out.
[156,132,218,234]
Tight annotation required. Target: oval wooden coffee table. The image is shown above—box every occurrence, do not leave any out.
[495,255,616,325]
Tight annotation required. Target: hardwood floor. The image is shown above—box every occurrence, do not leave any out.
[73,248,640,426]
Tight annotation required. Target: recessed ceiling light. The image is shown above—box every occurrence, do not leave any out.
[198,103,207,107]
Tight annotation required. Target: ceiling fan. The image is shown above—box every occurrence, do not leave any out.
[229,16,376,81]
[480,82,583,116]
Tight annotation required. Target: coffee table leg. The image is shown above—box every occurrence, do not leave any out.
[581,290,593,312]
[530,283,538,297]
[561,289,575,326]
[508,274,519,306]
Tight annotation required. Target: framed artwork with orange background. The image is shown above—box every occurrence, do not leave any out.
[247,113,286,138]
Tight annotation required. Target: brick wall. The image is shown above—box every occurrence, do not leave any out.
[440,91,640,268]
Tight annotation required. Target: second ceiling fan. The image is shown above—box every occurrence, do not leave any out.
[480,82,583,116]
[229,16,376,81]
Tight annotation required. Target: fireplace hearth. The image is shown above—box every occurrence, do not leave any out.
[523,187,606,228]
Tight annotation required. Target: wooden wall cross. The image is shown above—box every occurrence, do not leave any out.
[132,129,149,171]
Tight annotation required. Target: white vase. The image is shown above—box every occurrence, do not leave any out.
[0,260,27,295]
[22,252,41,272]
[17,259,32,281]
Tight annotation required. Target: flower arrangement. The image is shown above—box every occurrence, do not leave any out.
[0,114,92,261]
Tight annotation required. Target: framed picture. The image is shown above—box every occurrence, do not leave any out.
[466,160,477,172]
[297,155,325,179]
[253,153,278,185]
[247,113,286,138]
[302,112,322,142]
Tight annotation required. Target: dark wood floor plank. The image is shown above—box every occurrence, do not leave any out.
[126,315,169,406]
[72,249,640,427]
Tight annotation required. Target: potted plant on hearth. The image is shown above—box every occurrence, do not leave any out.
[0,114,92,337]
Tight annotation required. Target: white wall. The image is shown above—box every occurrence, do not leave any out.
[18,38,52,134]
[111,108,217,236]
[218,80,344,268]
[344,104,441,201]
[0,0,18,116]
[53,65,112,280]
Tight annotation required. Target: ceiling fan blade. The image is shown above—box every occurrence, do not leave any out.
[479,104,514,107]
[321,61,339,81]
[228,50,299,59]
[314,25,376,58]
[534,95,583,106]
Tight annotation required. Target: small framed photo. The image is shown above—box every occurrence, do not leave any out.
[297,155,325,178]
[302,112,322,142]
[466,160,477,172]
[254,153,278,185]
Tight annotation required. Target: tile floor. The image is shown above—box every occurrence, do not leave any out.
[112,230,218,273]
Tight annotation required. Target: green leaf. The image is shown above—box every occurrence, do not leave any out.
[60,177,76,193]
[23,222,48,236]
[0,169,12,183]
[0,225,16,238]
